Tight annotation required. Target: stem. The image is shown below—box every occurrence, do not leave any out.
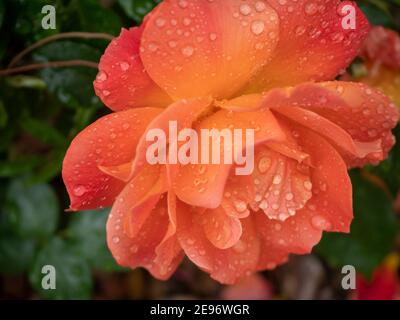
[8,32,114,68]
[0,60,99,77]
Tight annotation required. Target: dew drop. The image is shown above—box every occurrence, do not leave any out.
[155,17,166,28]
[285,192,294,201]
[234,200,247,213]
[73,185,87,197]
[303,180,312,191]
[120,61,130,71]
[258,157,271,173]
[251,20,265,35]
[112,236,120,244]
[304,2,318,15]
[178,0,188,9]
[311,215,331,230]
[96,71,107,82]
[239,4,252,16]
[255,1,266,12]
[273,175,282,185]
[182,46,194,57]
[209,33,217,41]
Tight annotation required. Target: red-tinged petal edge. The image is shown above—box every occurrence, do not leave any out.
[107,168,183,280]
[94,27,171,111]
[62,107,162,211]
[242,0,369,92]
[261,81,398,168]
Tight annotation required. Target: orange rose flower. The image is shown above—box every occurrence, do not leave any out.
[358,26,400,107]
[62,0,398,284]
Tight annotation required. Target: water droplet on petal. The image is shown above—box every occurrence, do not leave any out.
[182,46,194,57]
[112,236,120,244]
[120,61,130,71]
[255,1,266,12]
[73,185,87,197]
[304,2,318,15]
[311,215,331,230]
[303,180,312,191]
[258,157,271,173]
[273,175,282,185]
[96,71,107,82]
[239,3,252,16]
[251,20,265,35]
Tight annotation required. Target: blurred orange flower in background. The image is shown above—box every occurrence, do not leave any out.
[357,26,400,107]
[62,0,398,284]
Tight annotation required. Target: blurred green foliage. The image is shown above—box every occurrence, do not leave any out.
[0,0,399,299]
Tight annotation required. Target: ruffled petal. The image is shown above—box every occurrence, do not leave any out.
[94,27,171,111]
[132,97,213,178]
[107,169,182,280]
[262,81,398,167]
[243,0,369,92]
[249,145,312,221]
[171,108,285,208]
[175,198,261,284]
[62,107,162,211]
[295,125,353,232]
[114,165,167,239]
[221,173,254,219]
[140,0,279,100]
[201,207,243,249]
[254,125,352,257]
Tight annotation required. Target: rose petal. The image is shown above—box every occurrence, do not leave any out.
[295,125,353,233]
[140,0,279,100]
[171,108,285,208]
[175,198,261,284]
[243,0,369,92]
[249,145,312,221]
[62,107,162,211]
[132,97,213,178]
[94,27,171,111]
[221,173,254,219]
[107,194,183,280]
[107,170,182,280]
[262,81,398,167]
[201,207,243,249]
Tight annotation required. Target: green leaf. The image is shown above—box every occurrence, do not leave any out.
[19,116,65,146]
[67,209,125,272]
[29,237,92,299]
[12,0,61,44]
[0,234,37,274]
[29,148,65,183]
[118,0,161,23]
[68,0,122,35]
[315,171,397,278]
[359,2,394,28]
[32,41,102,109]
[3,177,59,238]
[0,157,41,177]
